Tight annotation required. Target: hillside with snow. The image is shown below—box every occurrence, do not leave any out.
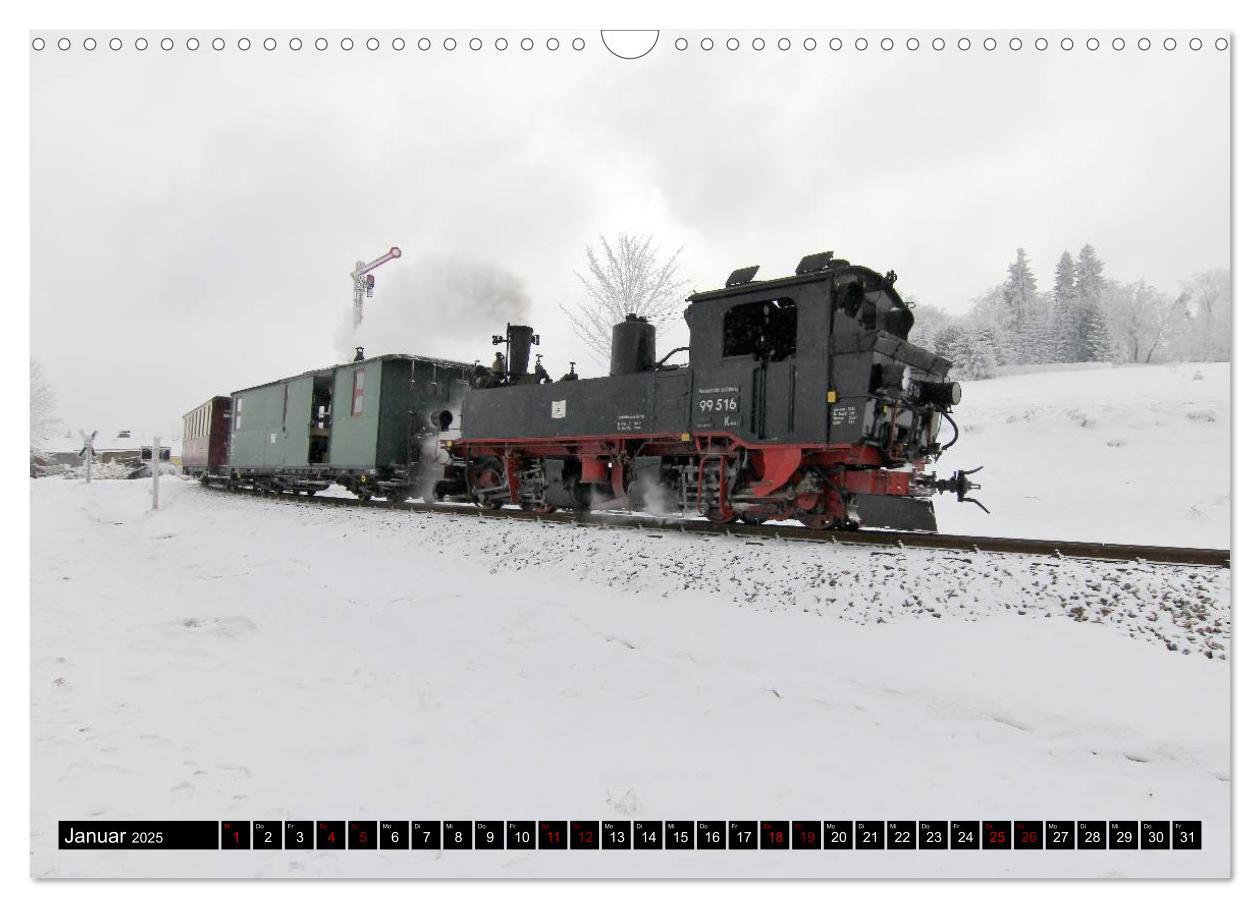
[931,362,1229,549]
[30,469,1230,879]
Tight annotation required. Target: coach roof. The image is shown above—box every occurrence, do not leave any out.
[230,352,473,396]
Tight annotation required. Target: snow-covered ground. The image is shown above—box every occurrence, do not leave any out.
[933,362,1230,548]
[31,477,1230,878]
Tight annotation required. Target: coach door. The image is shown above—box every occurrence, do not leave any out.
[308,372,334,464]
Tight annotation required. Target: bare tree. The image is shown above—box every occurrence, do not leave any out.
[1162,269,1230,362]
[1197,277,1219,361]
[30,359,59,453]
[1143,291,1190,363]
[1186,269,1230,362]
[562,233,687,359]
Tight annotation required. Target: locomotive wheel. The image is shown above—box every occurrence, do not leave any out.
[387,489,411,504]
[800,512,841,530]
[469,459,505,510]
[704,506,738,525]
[739,514,768,526]
[522,500,557,515]
[356,489,375,502]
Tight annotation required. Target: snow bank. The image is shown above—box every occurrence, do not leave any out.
[30,479,1229,878]
[934,362,1230,548]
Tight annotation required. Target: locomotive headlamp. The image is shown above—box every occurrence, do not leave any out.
[913,381,962,407]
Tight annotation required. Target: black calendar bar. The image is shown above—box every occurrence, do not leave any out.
[58,821,219,849]
[57,819,1204,850]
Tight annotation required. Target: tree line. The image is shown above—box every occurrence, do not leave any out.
[909,246,1231,380]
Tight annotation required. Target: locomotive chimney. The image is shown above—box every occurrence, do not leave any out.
[505,324,535,377]
[610,314,656,376]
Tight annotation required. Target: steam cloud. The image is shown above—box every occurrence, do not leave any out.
[335,252,532,364]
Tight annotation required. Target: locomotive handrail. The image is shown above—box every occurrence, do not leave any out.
[654,346,689,369]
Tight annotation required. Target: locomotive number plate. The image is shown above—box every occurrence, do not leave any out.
[695,386,741,429]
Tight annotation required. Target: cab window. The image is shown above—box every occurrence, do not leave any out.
[722,298,797,361]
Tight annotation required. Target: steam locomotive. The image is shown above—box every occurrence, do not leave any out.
[444,251,979,532]
[189,251,979,532]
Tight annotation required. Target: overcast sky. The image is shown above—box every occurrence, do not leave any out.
[30,30,1229,437]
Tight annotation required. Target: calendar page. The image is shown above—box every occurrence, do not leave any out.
[27,9,1233,885]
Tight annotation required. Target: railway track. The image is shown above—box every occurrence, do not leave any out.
[206,485,1230,568]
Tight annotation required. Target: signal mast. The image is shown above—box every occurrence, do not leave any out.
[351,246,402,330]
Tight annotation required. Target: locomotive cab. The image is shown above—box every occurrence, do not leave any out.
[683,252,953,457]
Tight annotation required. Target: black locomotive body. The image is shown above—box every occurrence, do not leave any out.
[450,252,977,531]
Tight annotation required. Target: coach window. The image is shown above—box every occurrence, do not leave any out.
[234,398,243,430]
[722,298,797,362]
[352,368,366,417]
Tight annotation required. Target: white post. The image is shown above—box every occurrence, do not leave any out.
[82,429,97,484]
[152,435,160,510]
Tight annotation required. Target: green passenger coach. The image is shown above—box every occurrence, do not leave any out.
[225,353,473,501]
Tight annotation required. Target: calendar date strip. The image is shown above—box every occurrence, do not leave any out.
[58,820,1203,851]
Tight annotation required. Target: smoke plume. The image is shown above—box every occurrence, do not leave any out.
[335,252,532,364]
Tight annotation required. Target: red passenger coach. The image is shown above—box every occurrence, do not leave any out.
[181,396,232,476]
